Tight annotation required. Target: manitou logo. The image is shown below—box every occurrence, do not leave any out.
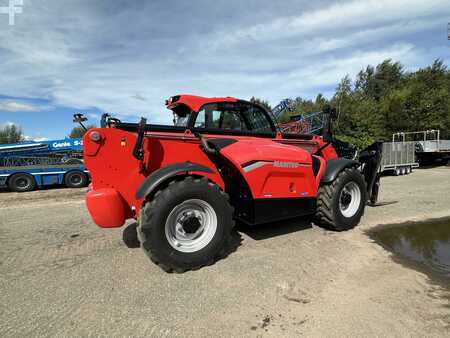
[273,161,300,168]
[0,0,23,25]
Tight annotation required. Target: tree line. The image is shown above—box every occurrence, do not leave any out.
[275,59,450,149]
[0,124,95,144]
[0,124,23,144]
[2,59,449,147]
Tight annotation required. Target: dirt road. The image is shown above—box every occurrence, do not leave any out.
[1,168,449,337]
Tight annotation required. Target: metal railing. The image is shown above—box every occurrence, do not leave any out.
[1,156,64,168]
[381,142,417,168]
[393,130,450,153]
[278,111,326,134]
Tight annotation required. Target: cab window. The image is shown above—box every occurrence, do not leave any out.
[193,102,273,133]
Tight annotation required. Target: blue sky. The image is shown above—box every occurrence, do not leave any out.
[0,0,449,140]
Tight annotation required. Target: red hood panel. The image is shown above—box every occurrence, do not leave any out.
[219,138,312,168]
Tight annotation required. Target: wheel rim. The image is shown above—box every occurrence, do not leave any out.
[70,174,82,185]
[339,182,362,218]
[165,199,217,253]
[16,177,30,189]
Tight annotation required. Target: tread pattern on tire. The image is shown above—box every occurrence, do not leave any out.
[138,176,235,273]
[65,171,88,188]
[315,167,366,231]
[8,173,36,192]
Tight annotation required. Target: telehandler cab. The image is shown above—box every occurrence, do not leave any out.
[81,95,382,272]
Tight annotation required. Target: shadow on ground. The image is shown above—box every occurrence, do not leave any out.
[371,200,398,207]
[123,216,315,247]
[122,222,141,248]
[122,221,245,251]
[237,217,313,241]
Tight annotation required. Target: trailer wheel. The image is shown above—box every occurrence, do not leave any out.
[8,173,37,192]
[138,176,234,272]
[406,166,411,174]
[64,171,88,188]
[395,168,400,176]
[315,167,367,231]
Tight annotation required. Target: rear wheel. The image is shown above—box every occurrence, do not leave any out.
[138,176,234,272]
[64,171,88,188]
[315,168,367,231]
[8,173,36,192]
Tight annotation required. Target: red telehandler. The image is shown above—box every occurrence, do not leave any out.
[81,95,382,272]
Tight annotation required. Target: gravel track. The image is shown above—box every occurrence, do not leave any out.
[1,168,449,337]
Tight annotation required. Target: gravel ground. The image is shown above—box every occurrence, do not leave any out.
[1,167,449,337]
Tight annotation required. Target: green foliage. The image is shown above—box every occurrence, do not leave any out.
[0,124,24,144]
[68,125,96,138]
[336,134,375,151]
[278,94,328,123]
[278,59,450,149]
[250,96,272,112]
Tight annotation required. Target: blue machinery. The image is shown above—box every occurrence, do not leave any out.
[0,138,89,192]
[271,99,327,134]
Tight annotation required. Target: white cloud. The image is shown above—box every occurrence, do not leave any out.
[22,134,48,141]
[0,121,17,128]
[0,0,447,124]
[31,137,49,142]
[0,101,40,112]
[212,0,449,46]
[131,94,147,101]
[87,113,100,120]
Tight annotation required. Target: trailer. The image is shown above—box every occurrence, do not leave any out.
[380,141,418,175]
[412,130,450,165]
[0,138,89,192]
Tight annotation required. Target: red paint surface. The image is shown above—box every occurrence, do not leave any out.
[84,95,338,228]
[85,188,127,228]
[166,94,238,112]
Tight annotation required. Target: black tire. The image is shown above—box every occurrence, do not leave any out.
[315,168,367,231]
[8,173,37,192]
[138,176,234,272]
[64,171,88,188]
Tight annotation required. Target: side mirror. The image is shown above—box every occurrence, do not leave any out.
[321,105,338,141]
[323,131,333,142]
[330,108,338,120]
[322,105,331,115]
[322,105,338,119]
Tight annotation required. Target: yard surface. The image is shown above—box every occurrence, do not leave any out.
[1,167,449,337]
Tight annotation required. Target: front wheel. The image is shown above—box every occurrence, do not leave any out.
[138,177,234,272]
[315,168,367,231]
